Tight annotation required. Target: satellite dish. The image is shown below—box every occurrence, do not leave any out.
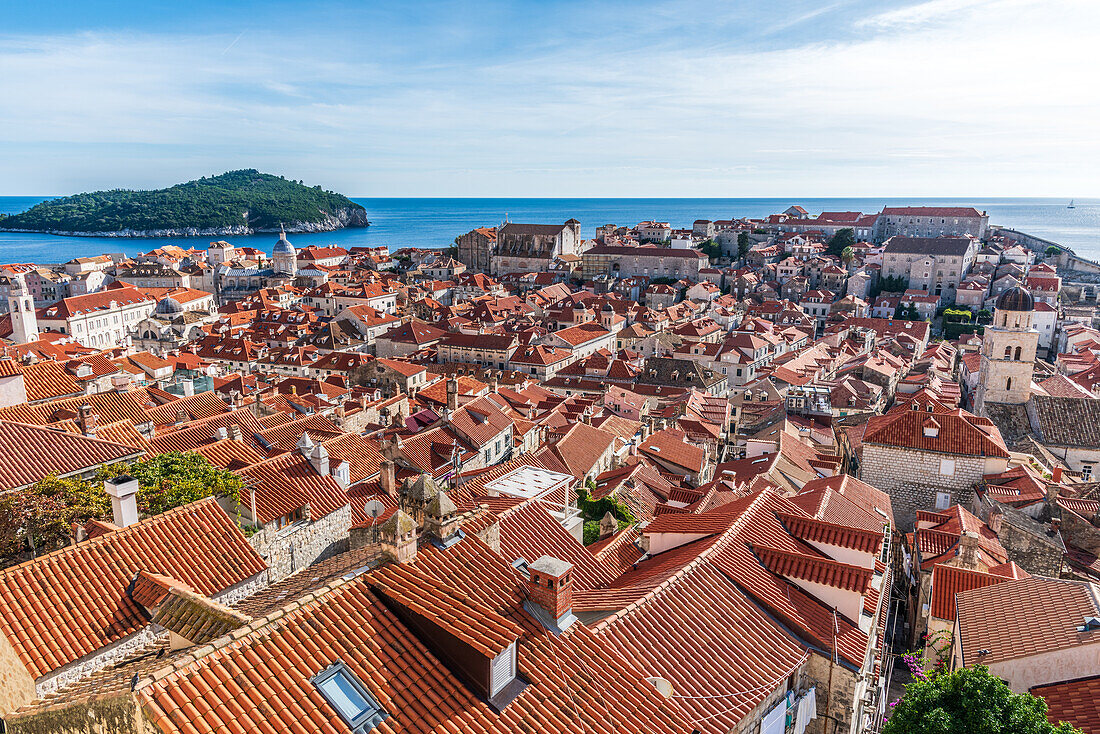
[646,677,674,698]
[363,499,386,520]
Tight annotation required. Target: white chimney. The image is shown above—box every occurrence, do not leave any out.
[104,475,140,528]
[310,443,330,476]
[333,460,350,489]
[181,379,195,397]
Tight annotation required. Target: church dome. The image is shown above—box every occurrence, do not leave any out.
[156,296,184,315]
[272,225,294,255]
[995,285,1033,312]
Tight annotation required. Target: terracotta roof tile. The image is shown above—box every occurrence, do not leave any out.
[0,498,265,679]
[956,577,1100,666]
[927,564,1010,621]
[0,420,143,491]
[1031,675,1100,734]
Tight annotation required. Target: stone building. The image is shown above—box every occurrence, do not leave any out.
[859,394,1010,529]
[455,226,497,273]
[491,220,582,275]
[880,235,979,301]
[974,286,1039,414]
[581,244,707,281]
[874,206,989,242]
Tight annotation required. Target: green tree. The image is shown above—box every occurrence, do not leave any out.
[841,245,855,268]
[884,664,1082,734]
[737,231,752,259]
[699,239,721,261]
[126,452,243,515]
[827,228,856,258]
[1,453,243,566]
[977,308,993,324]
[1045,246,1061,258]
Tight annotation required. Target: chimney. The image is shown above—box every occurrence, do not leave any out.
[333,460,350,489]
[228,423,242,442]
[379,509,418,563]
[989,508,1003,536]
[424,489,463,547]
[446,374,459,412]
[599,511,617,540]
[1052,466,1064,483]
[77,404,98,437]
[175,408,188,427]
[214,426,228,441]
[957,530,981,570]
[310,443,330,476]
[525,555,575,630]
[297,432,314,457]
[181,379,195,397]
[381,458,397,498]
[103,475,140,528]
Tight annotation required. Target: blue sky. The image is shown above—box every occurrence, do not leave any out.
[0,0,1096,197]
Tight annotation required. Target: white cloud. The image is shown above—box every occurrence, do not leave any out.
[0,0,1097,196]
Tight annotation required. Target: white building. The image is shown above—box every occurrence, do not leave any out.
[38,286,156,348]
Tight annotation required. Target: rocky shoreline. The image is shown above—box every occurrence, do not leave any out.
[0,206,369,238]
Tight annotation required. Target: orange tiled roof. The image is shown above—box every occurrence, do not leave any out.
[927,564,1010,621]
[0,420,143,491]
[0,498,266,679]
[236,451,349,524]
[0,389,150,428]
[863,400,1008,457]
[1032,675,1100,734]
[135,533,696,734]
[145,391,230,427]
[752,544,872,593]
[957,576,1100,666]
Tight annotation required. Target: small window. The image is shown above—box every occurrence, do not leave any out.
[939,459,956,476]
[935,491,951,510]
[312,662,388,733]
[1083,465,1093,481]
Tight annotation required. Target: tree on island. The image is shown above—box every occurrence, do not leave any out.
[884,663,1082,734]
[827,228,856,259]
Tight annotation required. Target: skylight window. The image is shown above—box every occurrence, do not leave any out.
[312,662,388,733]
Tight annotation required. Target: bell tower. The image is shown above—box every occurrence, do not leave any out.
[7,274,38,344]
[974,286,1038,414]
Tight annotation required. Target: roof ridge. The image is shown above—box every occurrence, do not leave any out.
[0,496,221,577]
[751,543,873,594]
[593,491,771,629]
[135,572,360,692]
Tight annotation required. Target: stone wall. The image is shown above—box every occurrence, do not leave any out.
[730,658,811,734]
[861,444,987,529]
[806,654,859,734]
[0,629,36,718]
[994,516,1064,577]
[249,504,351,582]
[35,627,162,700]
[214,571,269,607]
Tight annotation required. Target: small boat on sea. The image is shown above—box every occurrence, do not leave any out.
[1068,199,1076,208]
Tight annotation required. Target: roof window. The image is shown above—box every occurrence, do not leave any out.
[312,661,388,733]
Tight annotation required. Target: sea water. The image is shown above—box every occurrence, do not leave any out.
[0,196,1097,263]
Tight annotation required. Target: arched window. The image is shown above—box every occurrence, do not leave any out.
[1006,377,1012,390]
[1014,346,1022,360]
[1004,346,1012,359]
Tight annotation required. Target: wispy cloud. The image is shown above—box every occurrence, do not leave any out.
[0,0,1096,196]
[856,0,1037,28]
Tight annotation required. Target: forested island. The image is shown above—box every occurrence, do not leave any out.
[0,170,369,237]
